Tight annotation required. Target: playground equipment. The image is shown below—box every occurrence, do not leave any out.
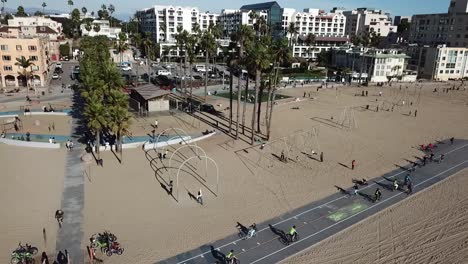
[339,107,357,129]
[1,117,23,133]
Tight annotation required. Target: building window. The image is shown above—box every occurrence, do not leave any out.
[2,55,11,61]
[1,45,8,51]
[3,65,12,71]
[29,56,38,61]
[16,45,22,51]
[440,70,443,74]
[28,46,37,51]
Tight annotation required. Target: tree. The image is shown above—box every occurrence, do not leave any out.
[84,21,92,32]
[305,33,316,63]
[114,32,129,63]
[397,20,410,34]
[15,57,34,87]
[266,38,290,139]
[59,43,70,57]
[16,6,27,17]
[71,8,81,38]
[162,45,171,62]
[287,23,299,47]
[98,5,109,20]
[159,22,166,42]
[175,27,189,101]
[90,11,95,17]
[199,25,218,101]
[108,4,115,27]
[41,2,46,14]
[67,0,73,14]
[81,6,87,16]
[317,50,331,67]
[93,24,100,33]
[107,90,132,161]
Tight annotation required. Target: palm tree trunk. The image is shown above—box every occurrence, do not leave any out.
[96,130,101,160]
[229,73,233,134]
[257,81,264,133]
[267,90,277,140]
[184,53,188,102]
[190,64,193,104]
[204,51,209,101]
[236,70,242,139]
[251,69,260,144]
[242,77,248,135]
[265,78,272,129]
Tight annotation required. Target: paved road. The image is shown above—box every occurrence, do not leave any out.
[159,139,468,264]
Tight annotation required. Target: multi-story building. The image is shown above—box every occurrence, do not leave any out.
[394,16,411,27]
[331,46,410,83]
[137,5,204,43]
[218,9,266,36]
[344,8,397,37]
[239,1,283,38]
[199,12,219,31]
[409,44,468,80]
[409,0,468,47]
[8,16,63,35]
[0,27,50,88]
[80,20,122,39]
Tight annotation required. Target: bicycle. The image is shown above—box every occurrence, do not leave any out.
[238,226,257,240]
[225,256,240,264]
[284,233,300,245]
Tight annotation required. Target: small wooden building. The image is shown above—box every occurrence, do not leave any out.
[129,84,171,113]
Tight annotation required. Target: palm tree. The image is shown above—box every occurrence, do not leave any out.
[245,38,271,144]
[108,4,115,27]
[287,23,299,47]
[199,25,218,101]
[232,25,254,138]
[159,22,166,42]
[175,27,189,101]
[93,24,100,33]
[90,11,94,17]
[185,33,199,104]
[305,33,316,65]
[41,2,46,14]
[107,90,132,162]
[162,46,171,62]
[1,0,7,16]
[81,6,87,16]
[115,32,129,63]
[83,91,106,160]
[266,38,291,139]
[84,21,92,32]
[15,57,34,88]
[67,0,73,14]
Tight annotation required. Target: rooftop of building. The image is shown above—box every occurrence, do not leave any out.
[131,84,171,101]
[240,1,281,11]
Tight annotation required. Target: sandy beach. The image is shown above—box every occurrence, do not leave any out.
[1,82,468,263]
[282,168,468,264]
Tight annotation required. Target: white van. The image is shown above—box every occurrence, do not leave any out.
[157,69,171,76]
[194,64,206,72]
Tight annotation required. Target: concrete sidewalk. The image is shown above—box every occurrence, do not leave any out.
[159,139,468,264]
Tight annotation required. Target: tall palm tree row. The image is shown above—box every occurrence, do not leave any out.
[80,36,132,161]
[199,24,220,101]
[114,32,129,63]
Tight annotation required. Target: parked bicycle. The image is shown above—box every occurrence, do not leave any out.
[10,243,38,264]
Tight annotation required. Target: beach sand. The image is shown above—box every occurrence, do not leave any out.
[82,83,468,263]
[281,169,468,264]
[0,145,66,263]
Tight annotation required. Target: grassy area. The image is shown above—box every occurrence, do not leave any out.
[215,90,291,103]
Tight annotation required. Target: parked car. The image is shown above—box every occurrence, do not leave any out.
[200,104,223,116]
[151,62,159,67]
[55,62,62,69]
[52,73,60,79]
[157,69,171,76]
[119,65,132,71]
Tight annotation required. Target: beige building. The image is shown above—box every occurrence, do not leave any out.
[0,28,50,89]
[344,8,397,37]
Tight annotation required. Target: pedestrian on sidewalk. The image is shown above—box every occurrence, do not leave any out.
[163,149,168,159]
[320,152,324,162]
[450,137,454,145]
[353,183,359,195]
[55,210,64,228]
[414,110,418,117]
[430,152,434,162]
[41,252,49,264]
[197,189,203,205]
[303,92,306,98]
[422,156,427,166]
[351,160,356,170]
[154,120,159,129]
[280,151,285,162]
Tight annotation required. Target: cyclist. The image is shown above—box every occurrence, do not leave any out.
[226,250,236,263]
[55,210,64,226]
[289,225,297,241]
[248,223,257,238]
[393,180,399,191]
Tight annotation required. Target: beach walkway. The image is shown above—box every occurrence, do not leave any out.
[159,139,468,264]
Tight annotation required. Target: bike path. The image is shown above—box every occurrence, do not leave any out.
[159,139,468,264]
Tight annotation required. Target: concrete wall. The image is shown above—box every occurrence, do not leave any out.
[0,138,60,149]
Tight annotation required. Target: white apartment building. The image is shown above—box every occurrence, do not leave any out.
[80,20,122,39]
[218,9,266,36]
[344,8,397,37]
[137,5,209,43]
[331,47,409,83]
[199,12,219,31]
[8,16,63,35]
[281,8,348,60]
[417,45,468,80]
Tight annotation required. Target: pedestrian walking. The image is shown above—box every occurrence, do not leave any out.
[351,160,356,170]
[55,210,64,228]
[320,152,323,162]
[353,183,359,195]
[154,120,159,129]
[197,189,203,205]
[422,156,427,166]
[303,92,306,98]
[430,152,434,162]
[365,90,368,96]
[308,92,311,98]
[404,174,411,185]
[280,151,285,162]
[414,110,418,117]
[450,137,454,145]
[163,149,169,159]
[168,180,173,195]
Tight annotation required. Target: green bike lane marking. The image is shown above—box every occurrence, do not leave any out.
[327,202,368,222]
